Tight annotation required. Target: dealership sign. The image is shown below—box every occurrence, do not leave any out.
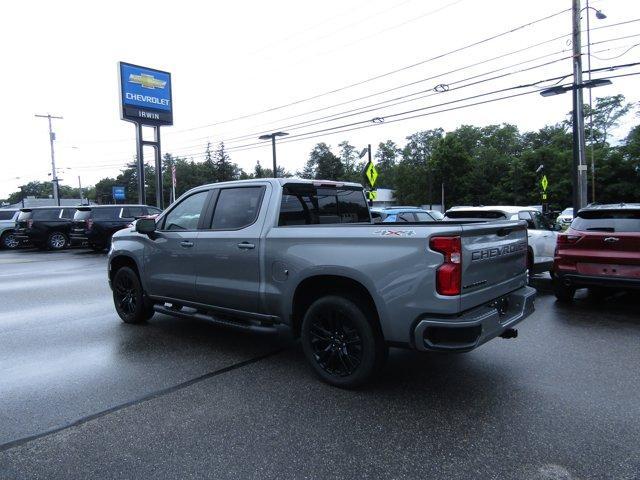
[119,62,173,125]
[112,186,126,200]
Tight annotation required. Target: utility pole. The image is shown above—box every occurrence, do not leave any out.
[572,0,588,211]
[78,176,84,205]
[35,114,63,206]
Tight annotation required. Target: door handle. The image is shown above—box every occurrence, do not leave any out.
[604,237,619,243]
[237,242,255,250]
[180,240,194,248]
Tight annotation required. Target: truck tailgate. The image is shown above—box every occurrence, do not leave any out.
[459,221,528,311]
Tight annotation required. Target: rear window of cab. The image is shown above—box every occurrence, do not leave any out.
[279,184,370,226]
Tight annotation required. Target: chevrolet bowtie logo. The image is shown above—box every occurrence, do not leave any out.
[128,73,166,89]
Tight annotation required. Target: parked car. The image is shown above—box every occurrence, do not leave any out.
[553,203,640,301]
[556,207,574,229]
[444,206,558,275]
[70,204,162,251]
[14,207,77,250]
[108,178,535,388]
[371,207,441,223]
[0,209,20,249]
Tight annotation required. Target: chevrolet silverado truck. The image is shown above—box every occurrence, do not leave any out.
[108,178,535,387]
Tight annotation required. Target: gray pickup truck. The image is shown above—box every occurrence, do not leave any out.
[108,178,535,387]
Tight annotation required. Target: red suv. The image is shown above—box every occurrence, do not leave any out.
[553,203,640,301]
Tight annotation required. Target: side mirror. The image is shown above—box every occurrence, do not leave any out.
[135,217,157,235]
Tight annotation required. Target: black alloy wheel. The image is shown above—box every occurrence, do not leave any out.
[112,266,154,324]
[301,295,387,388]
[308,309,363,377]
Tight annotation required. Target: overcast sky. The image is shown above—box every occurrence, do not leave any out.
[1,0,639,198]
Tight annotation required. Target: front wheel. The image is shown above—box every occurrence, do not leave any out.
[112,267,154,324]
[47,232,68,250]
[301,295,387,389]
[1,232,19,249]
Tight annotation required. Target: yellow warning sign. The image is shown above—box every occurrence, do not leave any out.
[366,190,377,200]
[365,161,379,188]
[541,175,548,192]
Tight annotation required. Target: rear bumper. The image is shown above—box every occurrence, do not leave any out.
[556,273,640,290]
[69,233,89,245]
[412,286,536,352]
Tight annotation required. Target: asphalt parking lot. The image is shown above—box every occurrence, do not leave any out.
[0,249,639,479]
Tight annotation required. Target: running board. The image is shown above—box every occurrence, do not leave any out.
[153,304,279,334]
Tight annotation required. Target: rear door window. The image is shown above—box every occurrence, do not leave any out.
[211,187,264,230]
[572,210,640,232]
[92,208,119,220]
[0,210,16,221]
[278,184,370,226]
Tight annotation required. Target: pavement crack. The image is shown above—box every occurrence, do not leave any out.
[0,347,286,453]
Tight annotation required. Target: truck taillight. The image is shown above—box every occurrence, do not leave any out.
[86,218,93,229]
[429,236,461,296]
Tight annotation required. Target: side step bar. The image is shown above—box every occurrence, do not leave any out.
[153,305,279,334]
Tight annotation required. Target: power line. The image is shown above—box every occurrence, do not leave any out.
[163,6,572,133]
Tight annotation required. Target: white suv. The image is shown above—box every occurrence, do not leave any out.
[445,206,558,274]
[0,209,20,249]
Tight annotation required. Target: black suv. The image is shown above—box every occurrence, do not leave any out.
[70,204,162,251]
[14,207,77,250]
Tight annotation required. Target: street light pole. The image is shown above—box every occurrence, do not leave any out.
[258,132,289,177]
[572,0,588,211]
[584,1,606,203]
[35,114,63,206]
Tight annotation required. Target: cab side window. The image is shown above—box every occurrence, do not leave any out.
[162,191,209,231]
[211,187,264,230]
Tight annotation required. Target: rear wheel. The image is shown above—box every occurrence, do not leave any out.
[1,231,19,249]
[301,295,387,389]
[47,232,68,250]
[112,266,154,324]
[553,279,575,302]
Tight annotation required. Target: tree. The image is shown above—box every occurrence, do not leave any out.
[374,140,400,189]
[338,141,362,182]
[394,129,444,205]
[584,94,633,145]
[212,142,238,182]
[308,143,343,180]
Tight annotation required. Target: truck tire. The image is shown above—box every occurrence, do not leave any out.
[47,232,68,250]
[112,266,154,324]
[553,280,575,302]
[301,295,387,389]
[1,231,19,249]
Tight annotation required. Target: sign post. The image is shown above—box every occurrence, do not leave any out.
[540,174,549,215]
[362,144,379,206]
[119,62,173,209]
